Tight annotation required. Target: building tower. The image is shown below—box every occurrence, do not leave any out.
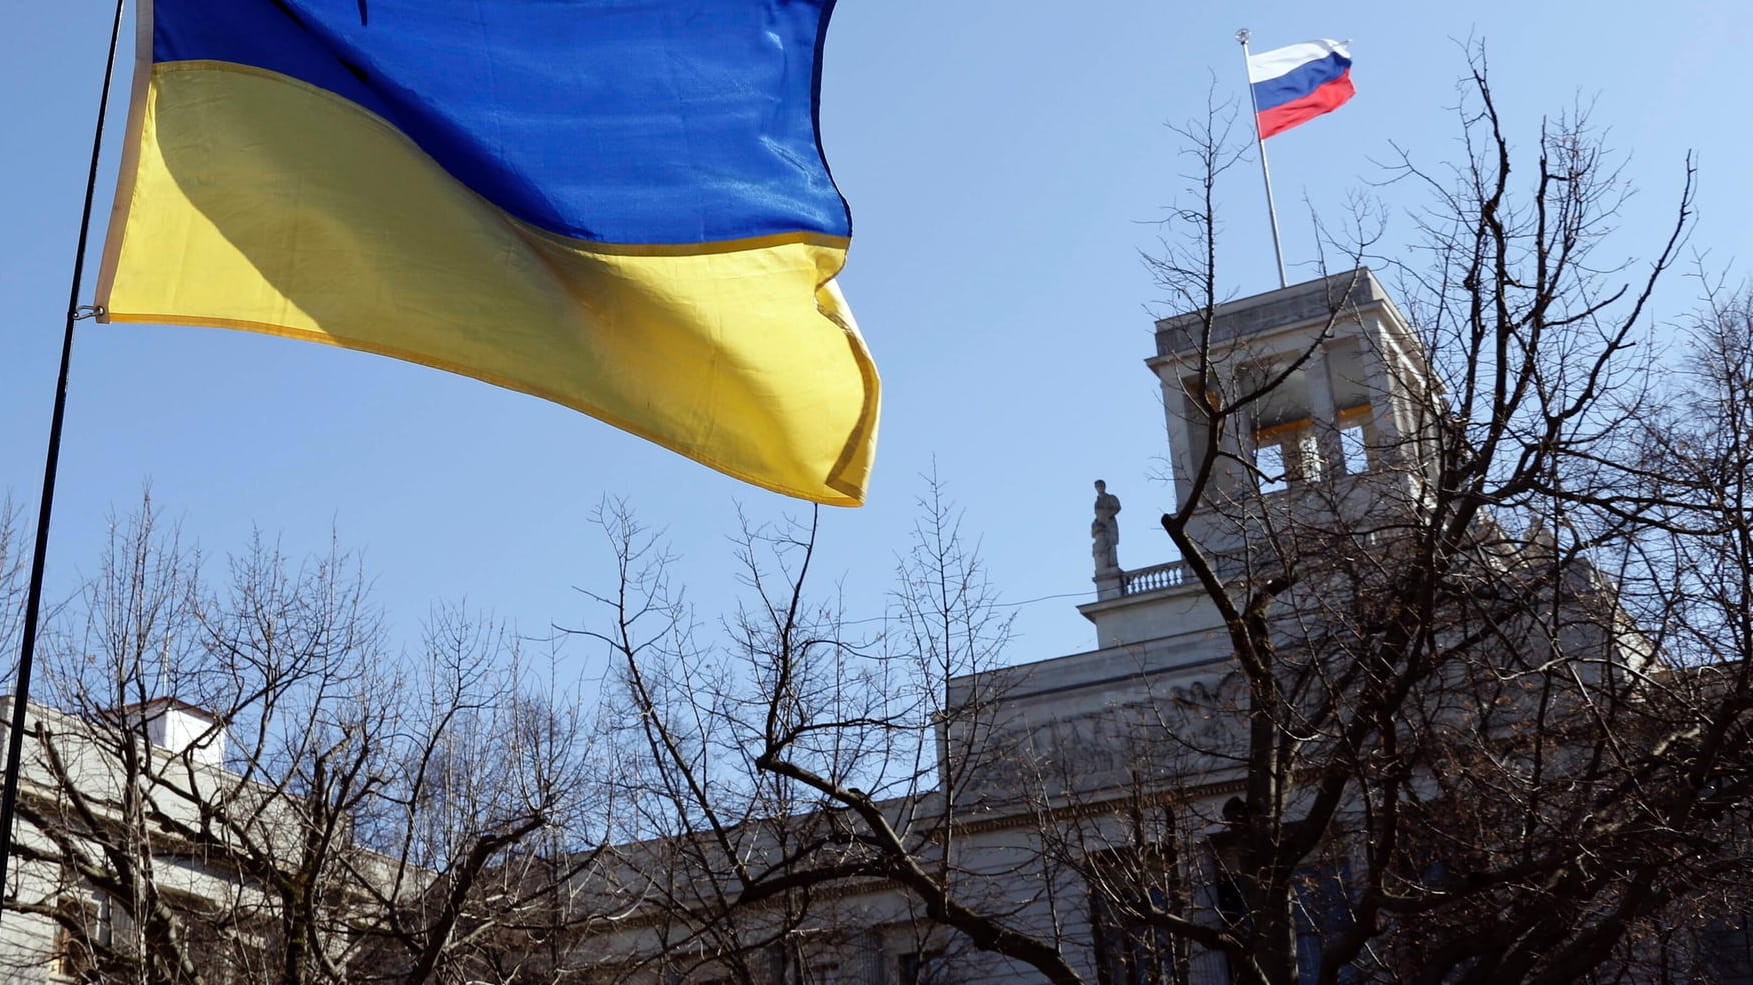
[1080,267,1435,652]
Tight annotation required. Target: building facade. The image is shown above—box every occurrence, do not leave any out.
[11,270,1746,984]
[577,269,1749,985]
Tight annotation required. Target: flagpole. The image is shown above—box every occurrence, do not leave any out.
[1237,28,1289,289]
[0,0,129,921]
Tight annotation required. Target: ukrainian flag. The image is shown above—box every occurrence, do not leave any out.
[96,0,878,505]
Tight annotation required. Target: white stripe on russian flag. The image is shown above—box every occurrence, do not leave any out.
[1247,39,1351,85]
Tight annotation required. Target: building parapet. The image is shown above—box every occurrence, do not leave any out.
[1120,560,1187,596]
[1151,267,1400,359]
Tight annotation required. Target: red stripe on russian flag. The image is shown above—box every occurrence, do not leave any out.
[1256,71,1355,139]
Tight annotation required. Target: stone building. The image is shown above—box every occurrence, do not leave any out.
[0,697,248,983]
[9,269,1743,984]
[0,695,415,984]
[577,269,1749,985]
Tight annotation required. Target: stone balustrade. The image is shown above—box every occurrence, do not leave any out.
[1120,560,1187,596]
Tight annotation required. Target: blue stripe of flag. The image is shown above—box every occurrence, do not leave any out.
[1251,51,1351,114]
[151,0,851,246]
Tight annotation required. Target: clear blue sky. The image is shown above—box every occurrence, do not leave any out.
[4,1,1749,681]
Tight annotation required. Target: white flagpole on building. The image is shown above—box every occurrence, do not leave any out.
[1237,28,1289,289]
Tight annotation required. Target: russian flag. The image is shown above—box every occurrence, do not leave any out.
[1248,40,1354,139]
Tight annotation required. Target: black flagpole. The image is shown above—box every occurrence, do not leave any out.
[0,0,129,922]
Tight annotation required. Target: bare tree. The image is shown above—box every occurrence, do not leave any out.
[11,50,1745,985]
[0,496,25,669]
[1123,51,1749,985]
[553,54,1753,985]
[560,480,1094,985]
[1,496,613,985]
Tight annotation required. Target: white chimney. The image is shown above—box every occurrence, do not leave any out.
[118,698,226,768]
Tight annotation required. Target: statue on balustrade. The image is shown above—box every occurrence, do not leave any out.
[1092,479,1121,572]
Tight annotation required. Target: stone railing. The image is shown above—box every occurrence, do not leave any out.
[1119,560,1187,596]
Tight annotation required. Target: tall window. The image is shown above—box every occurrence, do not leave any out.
[1336,405,1372,476]
[897,949,945,985]
[1213,862,1358,985]
[1253,439,1290,494]
[50,894,108,981]
[1701,916,1753,985]
[1291,863,1358,985]
[1089,847,1190,985]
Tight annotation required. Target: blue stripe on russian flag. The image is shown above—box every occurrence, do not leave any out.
[1251,50,1351,113]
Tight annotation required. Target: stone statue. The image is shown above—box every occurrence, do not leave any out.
[1091,479,1121,572]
